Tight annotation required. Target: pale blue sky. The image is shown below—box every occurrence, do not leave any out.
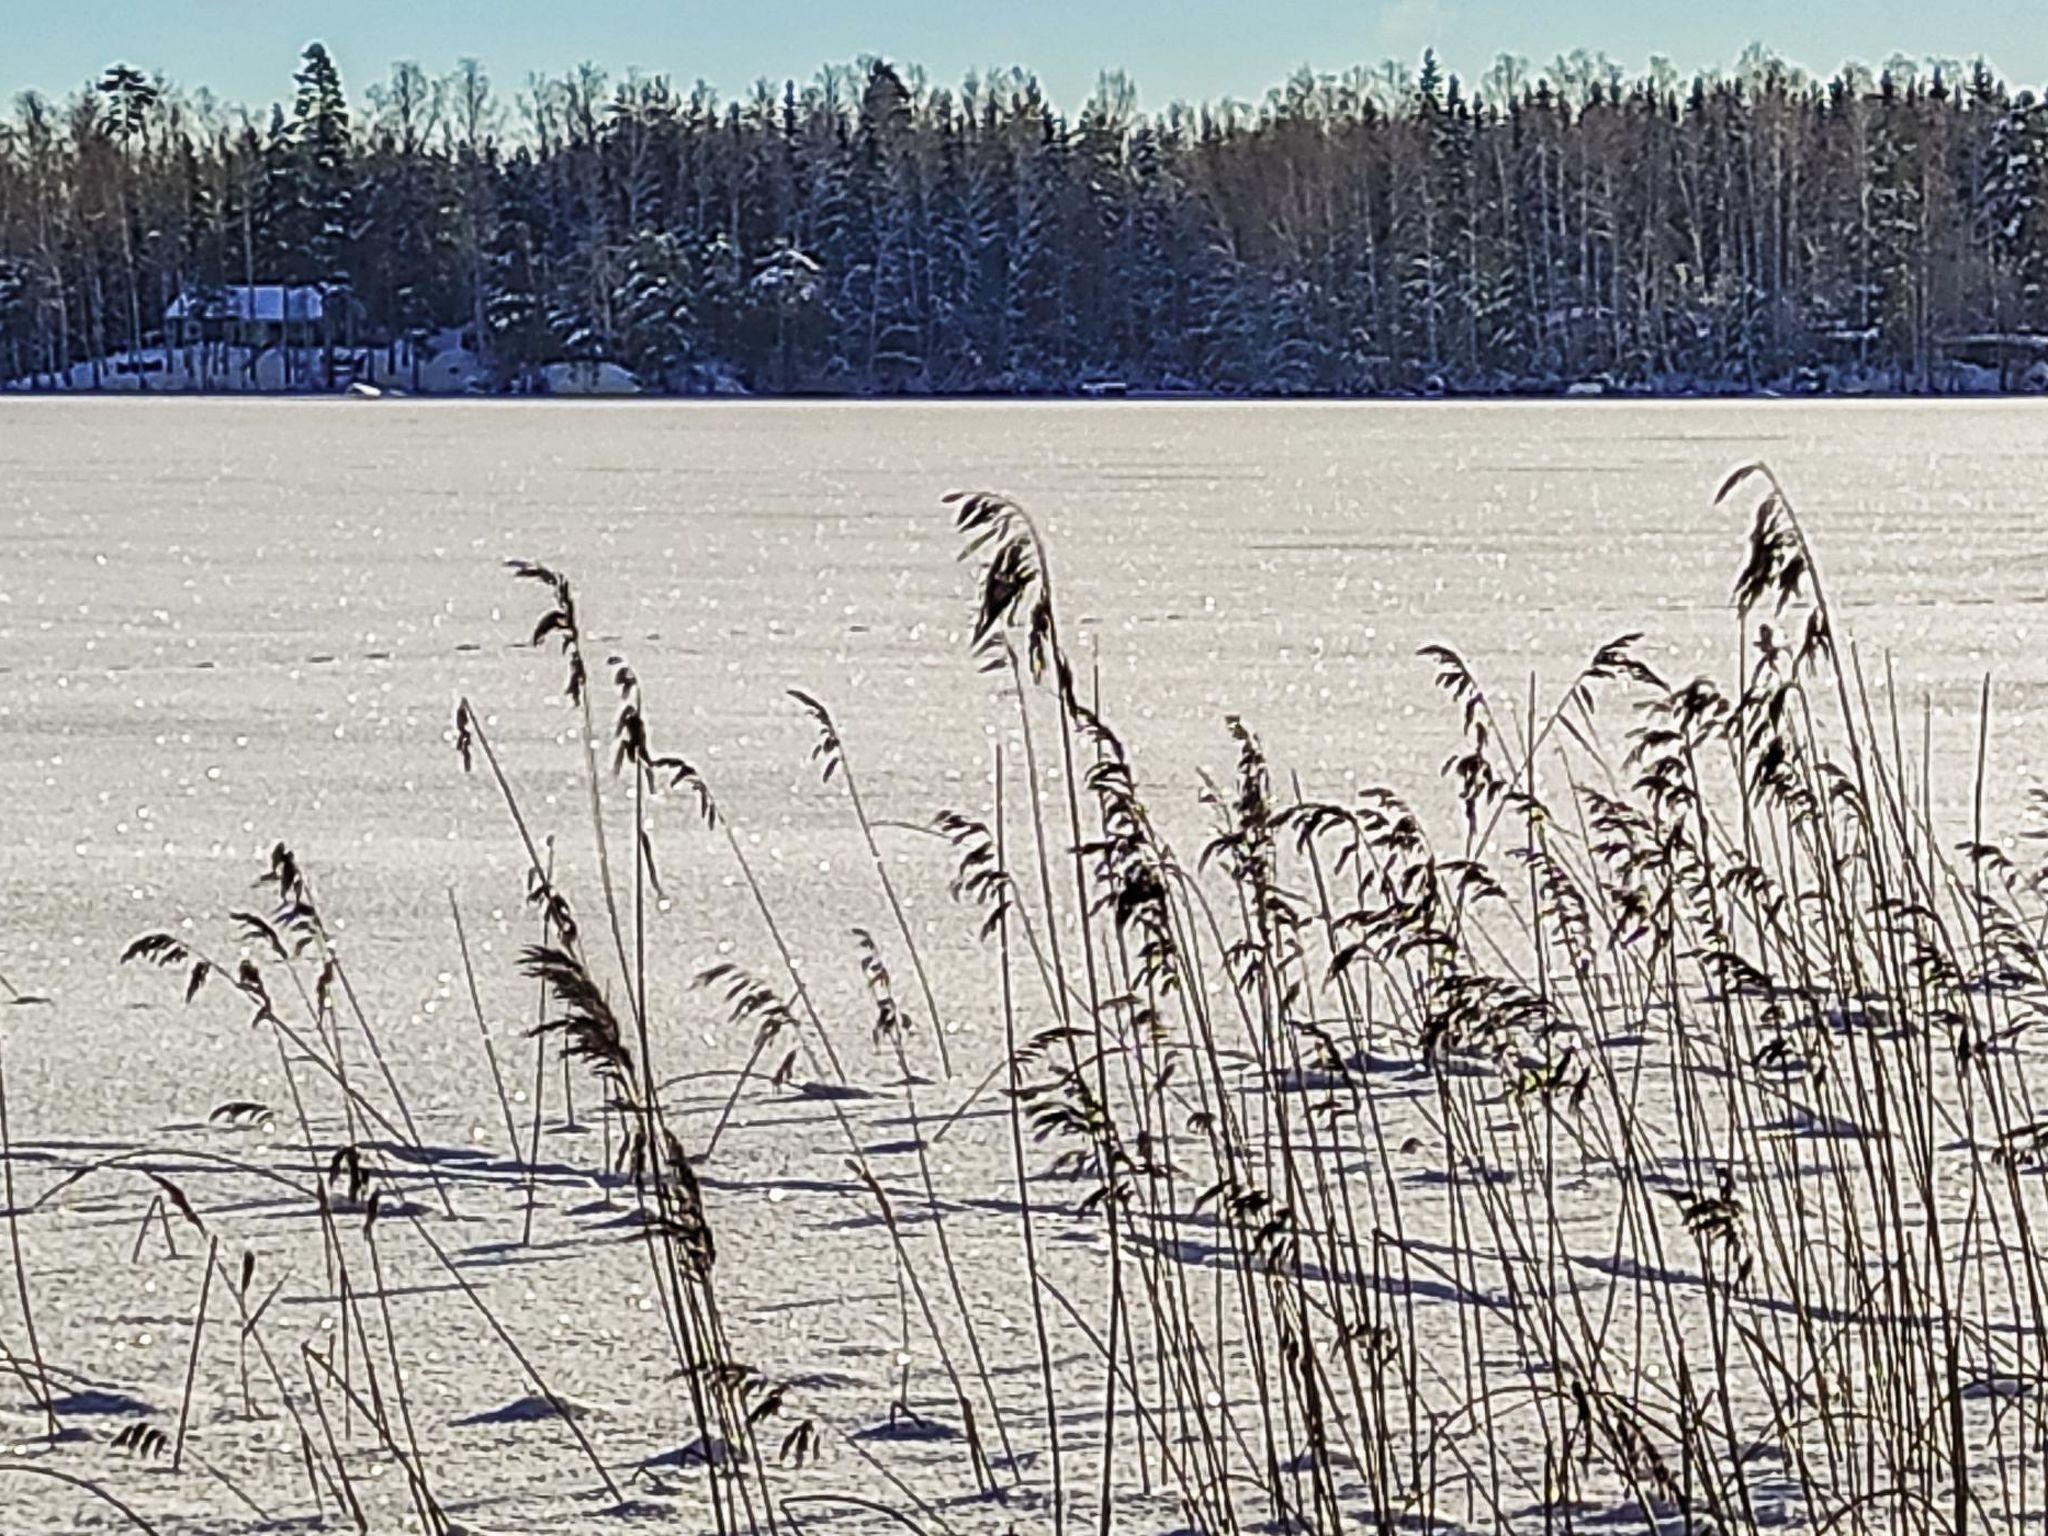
[6,0,2042,111]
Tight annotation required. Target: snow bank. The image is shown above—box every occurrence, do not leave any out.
[540,360,642,396]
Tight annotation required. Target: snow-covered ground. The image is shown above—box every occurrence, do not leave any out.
[3,338,493,396]
[0,398,2044,1533]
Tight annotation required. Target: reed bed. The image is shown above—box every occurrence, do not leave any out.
[2,461,2045,1535]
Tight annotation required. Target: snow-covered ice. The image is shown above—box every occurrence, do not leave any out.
[0,397,2043,1533]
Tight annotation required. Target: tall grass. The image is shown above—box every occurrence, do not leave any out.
[4,461,2041,1535]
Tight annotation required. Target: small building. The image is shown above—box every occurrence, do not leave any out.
[165,285,326,350]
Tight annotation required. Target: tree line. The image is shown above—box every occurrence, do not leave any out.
[1,42,2044,393]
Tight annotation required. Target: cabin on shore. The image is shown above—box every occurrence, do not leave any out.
[164,285,326,351]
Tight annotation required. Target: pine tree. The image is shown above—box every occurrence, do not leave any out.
[285,42,352,382]
[94,64,159,368]
[617,231,695,389]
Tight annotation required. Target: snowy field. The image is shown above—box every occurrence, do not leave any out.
[2,397,2048,1534]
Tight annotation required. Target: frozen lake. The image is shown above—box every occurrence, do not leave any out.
[2,396,2047,1533]
[5,396,2044,932]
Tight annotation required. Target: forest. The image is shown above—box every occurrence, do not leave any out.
[1,42,2045,394]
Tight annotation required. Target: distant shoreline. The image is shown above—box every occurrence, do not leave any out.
[6,387,2046,405]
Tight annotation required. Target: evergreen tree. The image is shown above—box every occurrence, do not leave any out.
[617,230,696,387]
[282,43,352,381]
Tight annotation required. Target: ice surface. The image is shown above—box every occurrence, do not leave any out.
[0,397,2041,1532]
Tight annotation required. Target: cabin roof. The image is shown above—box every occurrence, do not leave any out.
[164,285,325,324]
